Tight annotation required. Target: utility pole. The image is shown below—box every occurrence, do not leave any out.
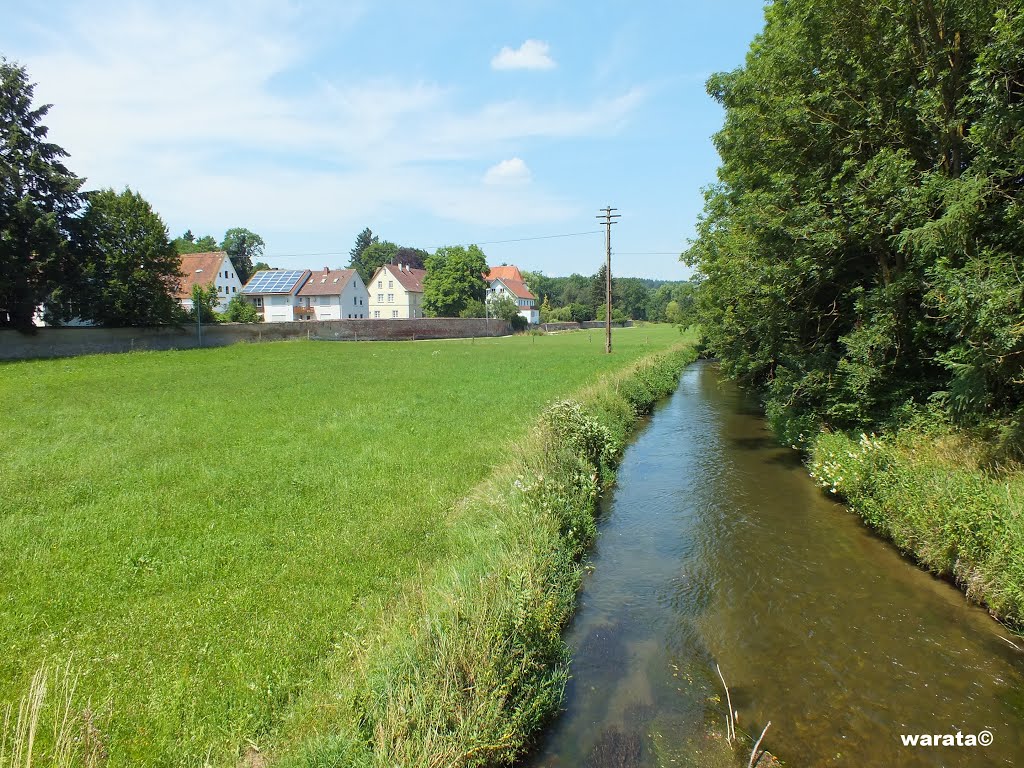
[596,206,620,354]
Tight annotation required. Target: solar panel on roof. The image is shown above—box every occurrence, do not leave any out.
[242,270,307,294]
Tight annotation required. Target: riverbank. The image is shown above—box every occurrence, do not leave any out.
[275,344,698,766]
[809,428,1024,629]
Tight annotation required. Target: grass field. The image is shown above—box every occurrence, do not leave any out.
[0,325,687,766]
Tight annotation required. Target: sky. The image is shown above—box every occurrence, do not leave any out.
[1,1,767,280]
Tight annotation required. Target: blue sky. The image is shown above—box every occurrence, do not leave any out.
[1,1,766,279]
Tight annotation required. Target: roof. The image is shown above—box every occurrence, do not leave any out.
[379,264,426,293]
[491,277,536,301]
[176,252,227,299]
[298,268,358,296]
[242,269,311,295]
[485,265,524,283]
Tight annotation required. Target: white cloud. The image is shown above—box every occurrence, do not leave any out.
[491,39,556,71]
[483,158,531,185]
[5,3,640,245]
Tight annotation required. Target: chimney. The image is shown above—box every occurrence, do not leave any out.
[400,263,405,272]
[323,266,329,273]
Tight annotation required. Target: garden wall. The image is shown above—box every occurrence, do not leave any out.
[0,318,513,361]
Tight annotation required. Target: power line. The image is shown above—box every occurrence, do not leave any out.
[431,229,603,249]
[263,232,682,261]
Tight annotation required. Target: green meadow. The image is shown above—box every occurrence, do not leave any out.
[0,325,686,766]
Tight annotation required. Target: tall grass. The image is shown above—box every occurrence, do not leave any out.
[810,429,1024,627]
[0,327,692,765]
[0,664,106,768]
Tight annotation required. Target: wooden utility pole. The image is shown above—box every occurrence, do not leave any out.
[596,206,620,354]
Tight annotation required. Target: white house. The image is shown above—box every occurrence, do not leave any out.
[177,251,245,313]
[485,265,539,325]
[295,268,369,320]
[241,269,312,322]
[367,263,427,319]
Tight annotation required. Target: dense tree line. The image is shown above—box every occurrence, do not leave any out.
[522,268,692,323]
[686,0,1024,457]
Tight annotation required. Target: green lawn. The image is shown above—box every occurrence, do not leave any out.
[0,326,685,766]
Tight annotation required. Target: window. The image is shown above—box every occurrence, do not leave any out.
[232,286,237,293]
[353,296,357,305]
[377,280,382,289]
[217,285,222,293]
[255,297,263,307]
[387,294,394,303]
[392,310,398,318]
[388,280,393,289]
[377,294,384,302]
[360,298,363,305]
[373,310,380,318]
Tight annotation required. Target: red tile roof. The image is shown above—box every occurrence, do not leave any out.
[492,277,536,301]
[298,268,359,296]
[486,265,524,283]
[176,252,228,299]
[381,264,426,293]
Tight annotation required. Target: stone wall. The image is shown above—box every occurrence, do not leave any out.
[0,318,513,361]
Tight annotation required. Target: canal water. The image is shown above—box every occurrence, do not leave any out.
[528,361,1024,767]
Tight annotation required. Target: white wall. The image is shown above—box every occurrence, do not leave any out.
[368,266,420,319]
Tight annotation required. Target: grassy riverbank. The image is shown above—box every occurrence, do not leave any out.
[0,326,694,766]
[809,428,1024,628]
[277,344,697,766]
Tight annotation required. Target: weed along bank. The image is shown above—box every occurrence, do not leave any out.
[0,326,696,765]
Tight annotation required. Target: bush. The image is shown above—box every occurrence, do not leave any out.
[223,294,261,323]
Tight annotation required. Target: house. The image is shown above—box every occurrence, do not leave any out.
[485,265,539,325]
[366,263,427,319]
[295,267,369,320]
[241,269,312,322]
[177,252,245,313]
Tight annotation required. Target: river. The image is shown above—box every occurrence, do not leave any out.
[528,361,1024,767]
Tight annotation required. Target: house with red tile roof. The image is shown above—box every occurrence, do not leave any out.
[176,252,244,313]
[367,263,427,319]
[485,265,539,325]
[295,267,369,320]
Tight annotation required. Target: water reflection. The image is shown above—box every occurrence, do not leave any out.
[527,362,1024,767]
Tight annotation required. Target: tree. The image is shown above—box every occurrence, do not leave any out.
[487,294,521,322]
[173,233,218,255]
[686,0,1024,448]
[348,227,378,275]
[220,227,264,284]
[223,293,261,323]
[459,298,486,318]
[614,277,649,320]
[566,303,592,323]
[519,270,558,307]
[354,241,399,284]
[590,264,610,309]
[190,283,219,323]
[252,261,271,273]
[395,247,428,270]
[0,59,84,329]
[73,188,183,326]
[423,245,488,317]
